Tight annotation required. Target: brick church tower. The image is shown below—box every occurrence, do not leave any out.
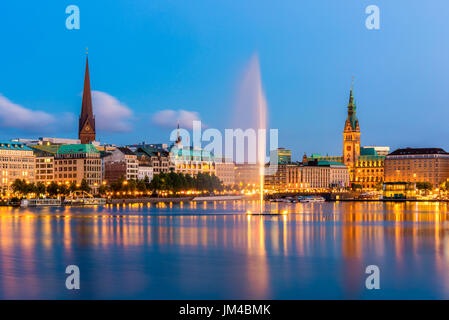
[78,54,96,144]
[343,80,360,182]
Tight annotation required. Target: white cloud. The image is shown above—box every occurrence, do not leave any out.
[0,93,58,132]
[92,91,133,133]
[151,109,202,130]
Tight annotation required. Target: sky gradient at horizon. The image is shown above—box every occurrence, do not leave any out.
[1,0,449,160]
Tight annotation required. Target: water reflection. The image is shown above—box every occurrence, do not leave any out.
[0,201,449,299]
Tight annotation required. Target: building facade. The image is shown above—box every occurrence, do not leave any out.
[264,160,349,192]
[215,160,235,186]
[384,148,449,187]
[170,146,216,176]
[301,160,349,190]
[138,165,154,181]
[235,164,260,187]
[103,147,139,182]
[0,141,35,192]
[135,145,173,175]
[264,164,301,192]
[30,145,58,185]
[270,148,292,165]
[54,144,102,191]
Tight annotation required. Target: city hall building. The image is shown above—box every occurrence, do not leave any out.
[309,82,389,190]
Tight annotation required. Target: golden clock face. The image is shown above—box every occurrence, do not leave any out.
[85,125,90,131]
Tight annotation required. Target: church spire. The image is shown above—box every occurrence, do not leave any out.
[78,52,96,144]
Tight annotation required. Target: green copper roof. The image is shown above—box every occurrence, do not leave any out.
[358,155,384,161]
[30,144,60,154]
[0,141,32,151]
[56,144,99,154]
[360,147,377,156]
[317,160,346,166]
[308,155,344,162]
[170,147,214,160]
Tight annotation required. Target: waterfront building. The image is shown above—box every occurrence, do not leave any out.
[234,163,260,187]
[309,148,384,190]
[215,159,235,186]
[264,164,288,191]
[264,164,301,192]
[270,148,292,165]
[103,147,139,182]
[383,182,416,199]
[54,144,102,191]
[78,55,96,144]
[29,145,59,185]
[170,146,216,177]
[135,145,174,174]
[264,160,349,192]
[138,165,153,181]
[0,141,35,192]
[353,147,385,189]
[301,160,349,190]
[384,147,449,187]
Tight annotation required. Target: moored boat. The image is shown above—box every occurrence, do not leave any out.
[298,196,325,203]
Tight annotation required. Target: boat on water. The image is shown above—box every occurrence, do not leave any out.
[298,196,325,203]
[247,209,288,216]
[21,199,62,207]
[64,198,106,205]
[21,197,106,207]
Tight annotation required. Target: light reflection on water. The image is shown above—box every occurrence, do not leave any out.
[1,201,449,299]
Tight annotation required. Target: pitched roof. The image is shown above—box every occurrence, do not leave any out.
[117,147,135,155]
[136,146,169,157]
[56,144,99,154]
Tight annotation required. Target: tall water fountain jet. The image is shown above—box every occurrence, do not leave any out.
[233,54,268,214]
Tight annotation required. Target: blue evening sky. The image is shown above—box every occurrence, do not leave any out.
[0,0,448,160]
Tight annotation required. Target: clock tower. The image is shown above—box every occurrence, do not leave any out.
[78,54,96,144]
[343,81,360,182]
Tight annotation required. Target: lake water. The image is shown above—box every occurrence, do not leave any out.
[1,201,449,299]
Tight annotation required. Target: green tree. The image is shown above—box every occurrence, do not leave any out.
[11,179,26,195]
[351,183,362,191]
[35,182,46,197]
[80,179,91,193]
[416,181,433,191]
[47,182,59,197]
[69,181,78,193]
[98,184,109,195]
[137,179,147,192]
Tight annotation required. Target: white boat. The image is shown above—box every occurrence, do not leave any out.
[298,196,325,203]
[64,198,106,205]
[21,199,62,207]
